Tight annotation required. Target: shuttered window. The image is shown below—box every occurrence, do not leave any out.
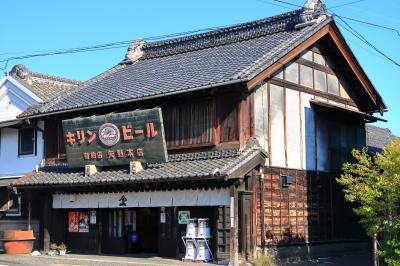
[163,100,215,148]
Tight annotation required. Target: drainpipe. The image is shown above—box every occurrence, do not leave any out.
[260,167,265,250]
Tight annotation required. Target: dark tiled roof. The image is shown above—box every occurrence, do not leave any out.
[14,147,266,187]
[366,125,398,153]
[0,178,19,188]
[23,8,334,117]
[9,64,82,103]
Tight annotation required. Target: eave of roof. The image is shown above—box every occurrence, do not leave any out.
[13,147,267,188]
[310,99,387,122]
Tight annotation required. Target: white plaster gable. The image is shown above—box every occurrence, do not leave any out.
[0,77,42,123]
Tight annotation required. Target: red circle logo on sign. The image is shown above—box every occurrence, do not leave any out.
[98,123,120,147]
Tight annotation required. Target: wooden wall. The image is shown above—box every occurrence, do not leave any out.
[43,89,244,163]
[256,167,365,246]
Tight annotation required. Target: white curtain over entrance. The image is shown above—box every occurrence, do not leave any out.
[52,188,230,209]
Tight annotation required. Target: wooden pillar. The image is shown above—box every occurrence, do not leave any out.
[27,192,32,231]
[98,210,102,254]
[42,193,52,253]
[229,184,239,266]
[260,173,265,249]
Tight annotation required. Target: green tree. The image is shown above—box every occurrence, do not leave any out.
[337,139,400,266]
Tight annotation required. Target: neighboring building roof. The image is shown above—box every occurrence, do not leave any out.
[8,64,82,103]
[366,125,398,153]
[0,177,20,188]
[13,147,266,188]
[19,4,341,118]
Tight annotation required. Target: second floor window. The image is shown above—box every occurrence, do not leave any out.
[19,128,36,156]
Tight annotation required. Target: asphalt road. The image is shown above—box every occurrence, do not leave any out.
[0,254,216,266]
[0,253,373,266]
[287,254,373,266]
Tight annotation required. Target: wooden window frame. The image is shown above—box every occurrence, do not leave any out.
[6,192,21,217]
[18,127,37,157]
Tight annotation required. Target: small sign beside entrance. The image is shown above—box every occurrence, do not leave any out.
[62,108,168,167]
[90,211,96,224]
[178,210,190,224]
[160,212,166,223]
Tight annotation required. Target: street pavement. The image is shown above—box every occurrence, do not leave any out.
[0,254,216,266]
[287,253,373,266]
[0,253,373,266]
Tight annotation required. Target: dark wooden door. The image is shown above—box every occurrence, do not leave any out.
[239,192,253,259]
[101,209,126,253]
[136,208,158,253]
[158,207,178,257]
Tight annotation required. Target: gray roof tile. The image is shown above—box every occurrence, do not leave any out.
[22,8,334,117]
[366,125,398,153]
[9,64,82,103]
[14,147,266,187]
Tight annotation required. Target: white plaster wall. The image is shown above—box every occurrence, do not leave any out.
[269,84,286,167]
[0,127,44,176]
[0,80,37,122]
[286,88,301,169]
[253,82,269,153]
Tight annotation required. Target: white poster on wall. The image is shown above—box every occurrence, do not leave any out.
[90,211,96,224]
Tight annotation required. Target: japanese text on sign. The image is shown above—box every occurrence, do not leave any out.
[62,108,167,167]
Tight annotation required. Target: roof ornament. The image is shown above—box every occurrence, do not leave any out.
[121,39,146,64]
[9,64,33,84]
[295,0,327,30]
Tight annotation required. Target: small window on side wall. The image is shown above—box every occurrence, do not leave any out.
[6,192,21,216]
[18,128,36,156]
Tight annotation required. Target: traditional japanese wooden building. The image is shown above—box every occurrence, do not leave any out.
[12,0,387,263]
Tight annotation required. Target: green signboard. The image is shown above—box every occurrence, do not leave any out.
[62,108,167,168]
[178,211,190,224]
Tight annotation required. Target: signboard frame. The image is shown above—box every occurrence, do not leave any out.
[62,108,168,168]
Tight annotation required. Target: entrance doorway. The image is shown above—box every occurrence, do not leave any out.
[134,208,158,253]
[102,209,125,253]
[101,208,159,254]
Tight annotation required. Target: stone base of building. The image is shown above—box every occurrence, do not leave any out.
[260,240,371,263]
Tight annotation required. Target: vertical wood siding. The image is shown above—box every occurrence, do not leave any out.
[163,100,215,148]
[258,167,365,245]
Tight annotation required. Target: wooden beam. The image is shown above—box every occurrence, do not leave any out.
[246,21,385,113]
[229,185,239,266]
[247,25,330,90]
[326,24,379,110]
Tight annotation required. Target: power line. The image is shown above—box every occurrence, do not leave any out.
[330,0,366,9]
[0,25,228,64]
[255,0,294,10]
[336,14,400,37]
[336,20,388,60]
[269,0,301,8]
[253,0,400,68]
[336,16,400,68]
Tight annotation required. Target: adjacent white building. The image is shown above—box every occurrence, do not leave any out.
[0,64,80,216]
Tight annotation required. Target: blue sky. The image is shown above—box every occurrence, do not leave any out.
[1,0,399,135]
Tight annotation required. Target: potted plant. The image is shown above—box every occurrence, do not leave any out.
[57,243,67,255]
[48,243,58,256]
